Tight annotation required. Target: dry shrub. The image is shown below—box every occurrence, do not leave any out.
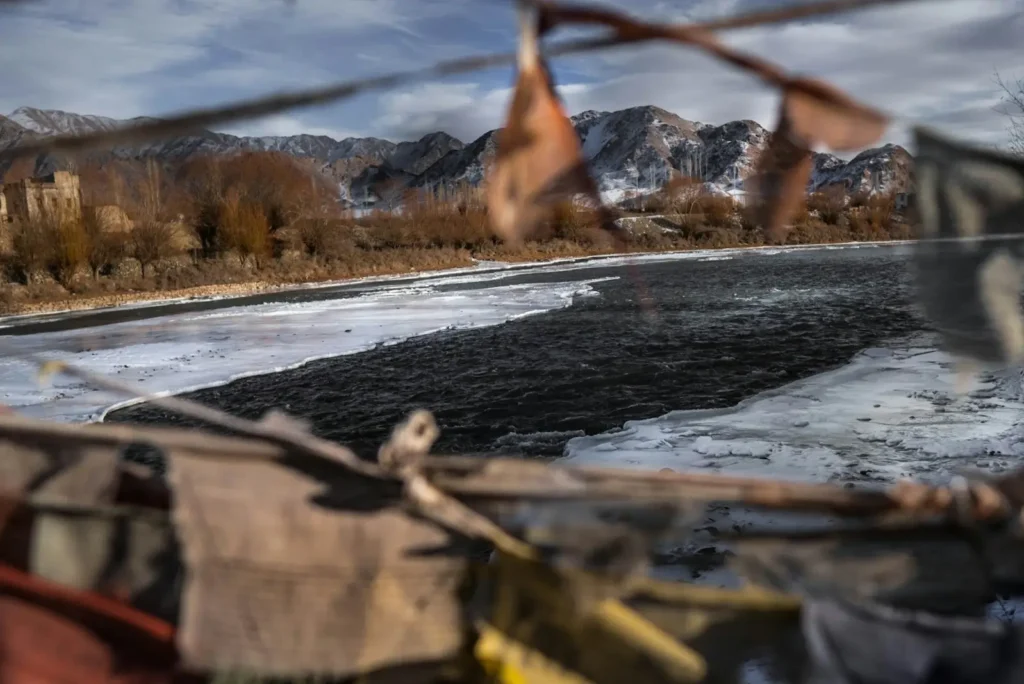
[11,213,95,287]
[294,217,356,262]
[697,195,738,227]
[788,217,842,244]
[178,156,224,257]
[362,187,495,251]
[0,283,16,313]
[10,216,55,282]
[218,152,332,230]
[364,212,425,249]
[673,214,706,237]
[547,202,594,244]
[660,175,704,214]
[849,190,873,208]
[697,227,748,248]
[788,200,812,227]
[735,203,761,234]
[887,220,915,241]
[220,191,271,268]
[0,278,66,313]
[177,151,337,256]
[131,221,178,277]
[417,201,492,249]
[82,213,127,280]
[845,193,896,240]
[627,226,681,251]
[641,193,669,214]
[807,186,846,225]
[865,192,896,227]
[50,220,89,288]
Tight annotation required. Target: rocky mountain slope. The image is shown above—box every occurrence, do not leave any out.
[812,144,914,196]
[8,106,128,137]
[0,105,912,206]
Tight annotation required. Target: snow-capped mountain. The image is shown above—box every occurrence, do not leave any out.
[0,107,403,168]
[569,108,775,202]
[811,143,914,195]
[401,106,911,205]
[1,105,913,207]
[0,115,31,150]
[8,106,127,137]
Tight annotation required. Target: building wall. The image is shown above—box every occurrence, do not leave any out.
[2,183,32,224]
[3,171,84,225]
[52,171,82,221]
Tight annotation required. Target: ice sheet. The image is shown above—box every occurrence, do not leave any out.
[563,340,1024,485]
[0,277,610,423]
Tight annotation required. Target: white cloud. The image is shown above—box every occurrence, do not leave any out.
[374,0,1024,153]
[0,1,217,117]
[376,82,513,141]
[0,0,478,128]
[1,0,1021,154]
[221,115,361,141]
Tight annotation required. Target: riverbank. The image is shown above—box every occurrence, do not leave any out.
[0,235,911,319]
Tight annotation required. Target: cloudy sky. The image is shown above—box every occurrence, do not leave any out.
[0,0,1021,152]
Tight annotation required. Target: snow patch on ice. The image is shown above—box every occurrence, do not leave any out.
[563,340,1024,485]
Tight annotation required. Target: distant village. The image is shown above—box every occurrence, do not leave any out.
[0,170,132,247]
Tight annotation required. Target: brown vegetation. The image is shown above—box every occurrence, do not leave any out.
[647,175,704,214]
[807,186,846,225]
[0,151,913,315]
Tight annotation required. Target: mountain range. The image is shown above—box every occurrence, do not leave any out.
[0,105,914,207]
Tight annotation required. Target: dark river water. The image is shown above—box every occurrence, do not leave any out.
[107,245,926,459]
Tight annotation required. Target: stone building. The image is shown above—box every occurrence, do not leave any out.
[1,171,82,226]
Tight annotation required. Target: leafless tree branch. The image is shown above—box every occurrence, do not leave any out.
[996,71,1024,156]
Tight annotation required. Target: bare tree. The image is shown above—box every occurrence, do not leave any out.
[997,71,1024,155]
[49,219,89,289]
[11,214,56,282]
[132,221,176,278]
[82,211,126,280]
[220,190,270,269]
[374,178,407,213]
[662,175,704,215]
[138,158,164,223]
[807,185,847,225]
